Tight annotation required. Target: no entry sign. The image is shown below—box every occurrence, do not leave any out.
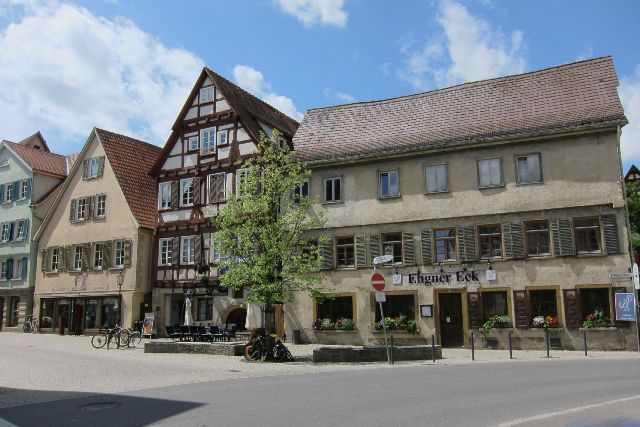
[371,273,385,291]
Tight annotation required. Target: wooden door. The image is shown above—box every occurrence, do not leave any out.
[72,301,84,335]
[439,293,464,347]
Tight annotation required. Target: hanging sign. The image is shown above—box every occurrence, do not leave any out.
[392,274,402,285]
[486,270,497,281]
[615,293,637,321]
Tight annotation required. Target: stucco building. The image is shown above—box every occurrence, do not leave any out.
[287,56,637,350]
[0,133,67,331]
[33,128,160,334]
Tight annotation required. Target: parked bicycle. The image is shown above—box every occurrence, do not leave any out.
[23,314,39,334]
[245,330,293,362]
[127,321,144,348]
[90,324,130,349]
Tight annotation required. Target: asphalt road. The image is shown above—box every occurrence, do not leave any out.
[2,358,640,426]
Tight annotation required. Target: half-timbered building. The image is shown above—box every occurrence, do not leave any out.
[149,68,298,335]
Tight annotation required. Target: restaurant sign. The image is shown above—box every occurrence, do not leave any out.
[399,269,494,287]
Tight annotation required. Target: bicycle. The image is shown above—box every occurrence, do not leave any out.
[245,330,293,362]
[107,324,130,349]
[23,314,39,334]
[126,321,144,348]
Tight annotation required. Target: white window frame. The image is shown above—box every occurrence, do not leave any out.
[210,234,223,263]
[516,153,543,185]
[73,245,83,271]
[88,158,100,179]
[159,238,173,266]
[14,259,23,279]
[94,243,103,269]
[5,183,13,203]
[95,194,106,218]
[51,247,60,272]
[114,240,125,267]
[293,180,309,204]
[236,169,250,197]
[1,223,9,242]
[323,177,342,203]
[180,178,194,207]
[19,180,28,200]
[217,130,228,146]
[16,220,25,240]
[200,127,216,155]
[181,236,195,265]
[478,158,503,188]
[425,164,447,193]
[158,182,171,209]
[199,86,214,103]
[75,198,86,221]
[188,136,199,151]
[379,170,400,198]
[0,260,6,280]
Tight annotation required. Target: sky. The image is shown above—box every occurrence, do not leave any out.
[0,0,639,172]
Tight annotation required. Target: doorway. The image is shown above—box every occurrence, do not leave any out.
[0,297,4,331]
[72,300,84,335]
[438,293,464,347]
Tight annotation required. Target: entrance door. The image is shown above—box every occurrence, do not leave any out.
[72,301,84,335]
[0,298,4,331]
[439,293,464,347]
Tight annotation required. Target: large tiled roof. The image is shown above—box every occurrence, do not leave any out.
[95,129,162,229]
[4,140,67,177]
[293,56,627,163]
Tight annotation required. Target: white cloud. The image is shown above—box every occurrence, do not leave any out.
[232,65,303,121]
[397,0,526,90]
[620,66,640,165]
[274,0,347,27]
[0,1,203,151]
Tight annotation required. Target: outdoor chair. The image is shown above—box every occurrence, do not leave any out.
[165,325,181,342]
[224,324,237,342]
[180,325,191,341]
[189,325,200,341]
[210,325,224,342]
[198,325,211,342]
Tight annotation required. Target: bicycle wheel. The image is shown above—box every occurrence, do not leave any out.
[91,331,108,349]
[23,323,31,333]
[107,332,118,349]
[272,342,289,362]
[32,321,39,334]
[245,341,263,361]
[118,330,130,348]
[128,332,142,348]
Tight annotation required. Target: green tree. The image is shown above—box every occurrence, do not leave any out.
[627,180,640,250]
[208,130,327,307]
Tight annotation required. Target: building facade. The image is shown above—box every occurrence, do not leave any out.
[150,68,298,335]
[287,56,637,350]
[0,133,67,331]
[33,129,160,334]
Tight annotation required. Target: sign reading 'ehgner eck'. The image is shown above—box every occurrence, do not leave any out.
[403,269,491,286]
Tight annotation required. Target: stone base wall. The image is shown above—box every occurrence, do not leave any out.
[313,345,442,363]
[144,341,246,356]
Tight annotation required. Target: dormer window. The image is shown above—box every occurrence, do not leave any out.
[200,86,214,103]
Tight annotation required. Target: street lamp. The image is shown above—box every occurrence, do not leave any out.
[116,270,125,325]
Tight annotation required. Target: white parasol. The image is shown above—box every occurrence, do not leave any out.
[184,298,193,326]
[245,303,262,330]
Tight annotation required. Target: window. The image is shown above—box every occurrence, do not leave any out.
[180,178,194,206]
[482,291,508,322]
[236,169,250,197]
[40,300,54,328]
[478,225,502,259]
[14,259,23,279]
[324,177,342,203]
[580,288,611,322]
[200,86,214,103]
[197,298,213,321]
[94,243,103,269]
[434,228,457,262]
[95,194,106,218]
[315,296,354,327]
[425,164,447,193]
[525,221,550,256]
[85,299,98,329]
[181,236,195,264]
[200,127,216,154]
[51,247,60,271]
[208,173,226,203]
[73,245,83,270]
[210,234,223,262]
[0,260,6,279]
[5,182,12,202]
[101,298,118,328]
[159,238,173,266]
[158,182,171,209]
[114,240,125,267]
[217,130,228,145]
[1,223,9,241]
[188,136,199,151]
[16,220,25,240]
[19,180,29,199]
[379,170,399,198]
[574,218,601,254]
[75,198,86,221]
[335,236,355,268]
[293,181,309,204]
[88,158,100,179]
[516,154,542,184]
[530,289,557,320]
[374,294,415,322]
[478,158,503,188]
[9,296,19,326]
[382,233,403,264]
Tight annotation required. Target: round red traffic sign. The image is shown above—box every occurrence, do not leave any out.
[371,273,385,291]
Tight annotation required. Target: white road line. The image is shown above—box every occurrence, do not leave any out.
[496,394,640,427]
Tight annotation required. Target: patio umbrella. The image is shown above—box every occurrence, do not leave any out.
[184,298,193,326]
[245,303,262,330]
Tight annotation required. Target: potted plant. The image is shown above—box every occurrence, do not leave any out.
[480,315,511,334]
[532,315,559,331]
[581,310,611,328]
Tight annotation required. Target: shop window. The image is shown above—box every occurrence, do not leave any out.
[525,220,550,256]
[529,289,557,324]
[335,236,354,268]
[374,294,415,322]
[315,296,354,329]
[85,299,98,329]
[9,296,19,326]
[574,218,601,254]
[381,233,403,264]
[580,288,611,321]
[197,298,213,321]
[40,300,54,328]
[482,291,508,322]
[101,298,118,328]
[478,225,502,259]
[434,228,456,262]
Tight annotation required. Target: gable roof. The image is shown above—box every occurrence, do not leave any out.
[18,131,50,152]
[151,67,299,175]
[625,164,640,183]
[293,56,627,164]
[3,140,67,177]
[95,128,162,229]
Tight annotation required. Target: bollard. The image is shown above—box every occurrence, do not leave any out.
[583,330,588,357]
[471,331,475,361]
[390,335,394,365]
[545,329,550,357]
[432,334,436,363]
[508,331,513,360]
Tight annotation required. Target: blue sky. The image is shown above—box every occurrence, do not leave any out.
[1,0,639,171]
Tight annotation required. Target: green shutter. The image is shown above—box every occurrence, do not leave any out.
[551,218,575,257]
[420,229,433,265]
[503,223,525,260]
[355,234,366,268]
[69,199,76,222]
[319,237,334,270]
[124,240,132,267]
[458,225,478,262]
[97,157,105,178]
[82,243,91,271]
[103,241,111,268]
[601,214,620,255]
[402,232,415,265]
[41,249,48,272]
[368,234,380,267]
[170,181,179,208]
[82,159,88,179]
[563,289,580,330]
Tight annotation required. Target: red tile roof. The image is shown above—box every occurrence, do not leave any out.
[95,129,162,229]
[293,56,627,163]
[4,140,67,177]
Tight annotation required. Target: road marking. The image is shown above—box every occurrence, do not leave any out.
[496,394,640,426]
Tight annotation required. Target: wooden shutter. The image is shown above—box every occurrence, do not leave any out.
[563,289,580,329]
[82,159,88,179]
[103,241,111,268]
[467,292,483,329]
[82,243,91,271]
[11,181,18,200]
[194,235,202,262]
[6,259,13,280]
[368,234,380,267]
[69,199,76,222]
[64,246,72,271]
[551,218,575,257]
[87,196,94,219]
[319,237,334,270]
[22,219,29,241]
[403,232,416,265]
[457,225,478,262]
[420,229,432,265]
[97,156,105,178]
[170,181,179,208]
[21,257,28,279]
[194,177,202,205]
[0,184,3,202]
[210,174,225,202]
[171,237,179,265]
[41,249,48,272]
[9,221,17,241]
[513,290,530,328]
[503,223,525,259]
[124,240,132,267]
[601,214,620,255]
[355,234,366,268]
[25,179,32,199]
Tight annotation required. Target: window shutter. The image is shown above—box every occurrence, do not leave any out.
[563,289,580,329]
[194,177,202,205]
[6,258,13,280]
[25,179,32,199]
[87,196,94,219]
[102,194,107,217]
[319,237,334,270]
[601,214,620,255]
[82,159,88,179]
[420,229,433,265]
[58,247,66,271]
[41,249,48,272]
[21,257,28,279]
[0,184,4,202]
[97,156,105,178]
[194,235,202,262]
[513,290,530,328]
[551,218,575,257]
[82,243,91,271]
[171,237,179,265]
[11,181,18,200]
[103,241,111,268]
[64,246,72,271]
[124,240,132,267]
[213,174,225,202]
[10,221,17,241]
[170,181,179,208]
[22,219,29,240]
[457,225,478,262]
[467,292,483,329]
[403,232,416,265]
[503,223,525,260]
[69,199,75,222]
[368,234,380,267]
[355,234,366,268]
